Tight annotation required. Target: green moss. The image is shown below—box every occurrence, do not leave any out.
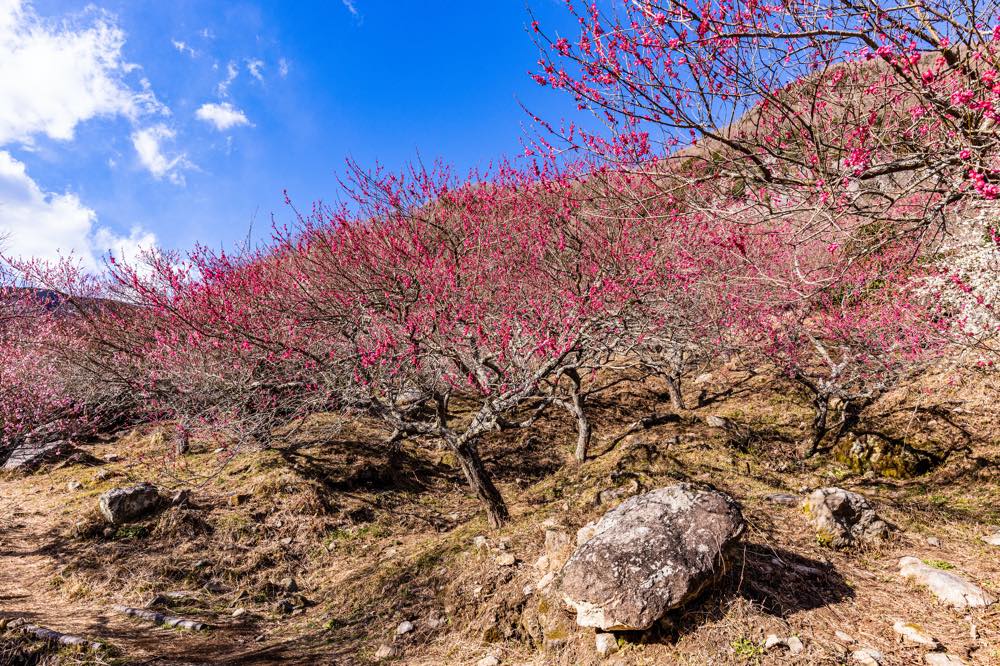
[922,559,955,570]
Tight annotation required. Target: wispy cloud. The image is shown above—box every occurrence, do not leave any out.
[195,102,251,131]
[342,0,362,22]
[131,124,191,185]
[216,60,239,96]
[171,39,197,57]
[278,58,289,78]
[246,58,264,82]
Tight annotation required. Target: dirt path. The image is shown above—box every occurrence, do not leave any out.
[0,490,251,664]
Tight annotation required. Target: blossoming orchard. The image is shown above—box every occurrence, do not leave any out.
[2,0,999,528]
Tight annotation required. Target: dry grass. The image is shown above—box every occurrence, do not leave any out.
[1,365,999,664]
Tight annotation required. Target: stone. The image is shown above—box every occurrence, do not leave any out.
[373,644,396,661]
[95,469,112,481]
[534,555,551,572]
[835,631,856,643]
[496,553,516,567]
[926,536,941,547]
[694,372,713,384]
[898,557,996,610]
[764,635,784,650]
[473,535,489,550]
[278,577,298,593]
[67,481,83,491]
[232,608,247,619]
[535,572,555,592]
[892,619,938,646]
[3,440,79,472]
[787,636,804,654]
[765,493,800,505]
[981,530,1000,546]
[476,656,500,666]
[558,484,744,631]
[595,632,619,658]
[396,620,414,635]
[98,483,160,524]
[924,654,967,665]
[803,487,891,548]
[170,490,191,507]
[852,648,883,665]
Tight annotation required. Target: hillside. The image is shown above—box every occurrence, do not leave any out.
[2,363,999,665]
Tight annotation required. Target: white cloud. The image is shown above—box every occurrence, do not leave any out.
[131,124,190,184]
[216,59,238,96]
[278,57,289,78]
[171,39,196,57]
[342,0,359,18]
[246,58,264,82]
[195,102,251,131]
[0,0,165,146]
[0,151,155,269]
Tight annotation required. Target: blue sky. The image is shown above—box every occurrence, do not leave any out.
[0,0,579,268]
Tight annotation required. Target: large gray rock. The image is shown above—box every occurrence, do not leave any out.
[558,484,744,631]
[2,440,78,471]
[99,483,160,524]
[803,487,890,548]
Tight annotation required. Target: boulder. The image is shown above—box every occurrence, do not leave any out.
[99,483,160,524]
[803,487,891,548]
[892,619,937,647]
[558,484,744,631]
[2,440,79,472]
[898,557,996,610]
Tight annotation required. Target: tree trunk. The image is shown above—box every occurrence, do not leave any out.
[665,374,684,411]
[565,368,592,463]
[806,394,830,458]
[448,437,509,528]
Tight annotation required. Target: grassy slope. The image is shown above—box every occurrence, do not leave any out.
[1,364,999,665]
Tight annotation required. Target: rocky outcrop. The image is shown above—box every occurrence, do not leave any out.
[898,557,996,610]
[2,440,80,472]
[99,483,160,524]
[803,487,891,548]
[558,484,744,631]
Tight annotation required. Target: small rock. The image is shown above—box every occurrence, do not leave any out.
[278,577,298,593]
[473,535,489,550]
[232,608,247,619]
[279,537,293,546]
[204,579,227,594]
[803,487,891,548]
[67,481,83,491]
[892,619,938,646]
[787,636,804,654]
[835,630,856,643]
[535,572,555,592]
[852,647,883,665]
[104,453,121,462]
[373,644,396,661]
[694,372,713,384]
[925,654,967,665]
[595,632,619,658]
[476,657,500,666]
[396,620,414,635]
[275,599,294,614]
[898,556,996,610]
[764,635,784,650]
[534,554,550,572]
[496,553,516,567]
[764,493,800,505]
[425,616,445,629]
[170,489,191,507]
[522,584,534,596]
[981,530,1000,546]
[98,483,160,524]
[95,469,112,481]
[926,536,941,547]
